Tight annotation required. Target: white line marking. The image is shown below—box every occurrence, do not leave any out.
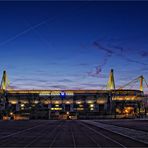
[0,121,55,140]
[83,120,148,145]
[80,122,126,148]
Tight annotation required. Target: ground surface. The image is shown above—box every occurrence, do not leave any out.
[97,119,148,132]
[0,120,148,147]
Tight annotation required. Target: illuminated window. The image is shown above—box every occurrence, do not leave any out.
[34,100,39,104]
[77,108,84,111]
[51,108,62,111]
[76,101,82,104]
[66,101,70,104]
[55,101,59,104]
[79,104,83,107]
[90,104,94,107]
[21,104,24,107]
[87,100,93,104]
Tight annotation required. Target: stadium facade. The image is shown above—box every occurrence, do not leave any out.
[0,69,147,120]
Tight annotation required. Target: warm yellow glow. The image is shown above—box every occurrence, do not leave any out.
[21,100,28,104]
[90,104,94,107]
[116,108,121,114]
[123,107,134,114]
[51,108,62,110]
[65,91,74,96]
[76,101,82,104]
[52,100,62,104]
[79,104,83,107]
[3,116,11,120]
[55,101,59,104]
[112,96,137,101]
[13,115,29,120]
[97,99,106,104]
[34,100,39,104]
[66,101,70,104]
[51,91,61,96]
[39,93,50,96]
[44,100,51,104]
[10,100,17,104]
[66,111,69,115]
[90,108,94,111]
[21,104,24,107]
[87,100,93,104]
[77,108,84,111]
[10,112,13,115]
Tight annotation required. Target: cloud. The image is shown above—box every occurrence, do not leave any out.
[85,41,114,78]
[8,85,19,90]
[140,51,148,57]
[58,79,73,83]
[111,45,148,66]
[80,83,106,88]
[50,85,68,89]
[110,45,124,53]
[124,57,148,66]
[92,40,114,55]
[141,67,148,72]
[87,66,108,78]
[77,63,90,67]
[13,78,47,83]
[92,40,148,66]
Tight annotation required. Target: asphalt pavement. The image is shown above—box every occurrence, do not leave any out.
[0,120,147,147]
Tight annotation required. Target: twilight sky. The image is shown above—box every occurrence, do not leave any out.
[0,1,148,93]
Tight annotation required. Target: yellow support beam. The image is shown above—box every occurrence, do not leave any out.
[139,75,144,91]
[1,70,10,91]
[107,69,115,90]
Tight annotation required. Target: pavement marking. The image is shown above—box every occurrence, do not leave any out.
[24,121,63,147]
[70,122,76,148]
[49,121,65,148]
[80,122,126,148]
[82,120,148,145]
[0,121,55,140]
[76,121,101,147]
[71,130,76,148]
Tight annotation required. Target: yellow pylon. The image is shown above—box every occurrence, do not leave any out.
[139,75,144,91]
[1,70,10,91]
[107,69,115,90]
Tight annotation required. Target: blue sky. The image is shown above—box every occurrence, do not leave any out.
[0,1,148,93]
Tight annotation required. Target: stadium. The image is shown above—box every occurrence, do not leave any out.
[0,69,147,120]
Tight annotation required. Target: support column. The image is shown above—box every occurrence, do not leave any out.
[70,104,73,112]
[16,103,20,112]
[48,104,51,119]
[62,104,65,112]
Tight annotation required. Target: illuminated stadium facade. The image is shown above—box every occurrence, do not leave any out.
[0,69,147,119]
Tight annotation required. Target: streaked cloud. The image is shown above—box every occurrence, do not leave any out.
[92,40,114,55]
[140,51,148,57]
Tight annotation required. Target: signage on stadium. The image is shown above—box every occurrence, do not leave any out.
[39,91,74,96]
[39,93,50,96]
